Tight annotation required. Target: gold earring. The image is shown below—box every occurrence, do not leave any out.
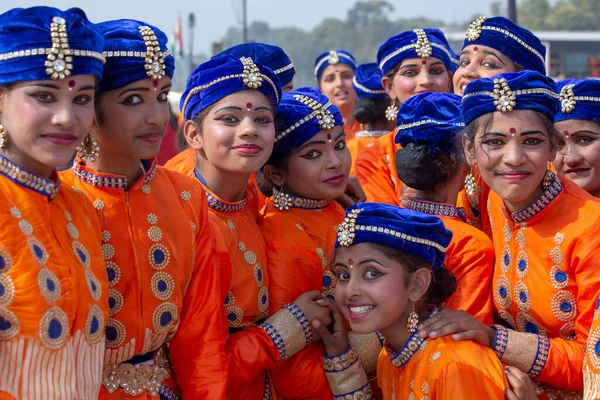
[0,124,7,149]
[76,133,100,162]
[407,303,419,334]
[385,100,398,121]
[542,170,555,190]
[273,187,293,211]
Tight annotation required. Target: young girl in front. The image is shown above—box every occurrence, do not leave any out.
[354,28,457,205]
[60,20,227,398]
[169,54,332,399]
[418,71,600,399]
[553,79,600,198]
[395,91,494,324]
[0,7,108,398]
[314,203,509,399]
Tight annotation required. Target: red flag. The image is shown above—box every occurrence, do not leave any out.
[173,13,184,56]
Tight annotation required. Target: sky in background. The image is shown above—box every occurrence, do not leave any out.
[2,0,498,55]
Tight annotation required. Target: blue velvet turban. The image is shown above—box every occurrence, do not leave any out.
[314,49,357,81]
[352,63,387,100]
[335,203,452,271]
[395,92,464,154]
[220,43,295,88]
[377,28,458,76]
[180,54,282,121]
[555,79,600,123]
[0,6,105,85]
[269,87,343,164]
[462,71,559,126]
[96,19,174,93]
[462,16,546,74]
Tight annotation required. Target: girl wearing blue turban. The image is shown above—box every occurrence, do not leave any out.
[312,203,509,399]
[0,6,108,398]
[60,19,229,399]
[419,71,600,398]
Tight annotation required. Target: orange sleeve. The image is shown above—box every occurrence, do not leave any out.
[584,292,600,399]
[493,223,600,391]
[433,361,507,399]
[167,199,228,399]
[355,143,398,204]
[444,230,495,325]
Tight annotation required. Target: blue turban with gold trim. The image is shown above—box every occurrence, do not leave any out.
[0,6,105,85]
[555,79,600,123]
[96,19,174,93]
[352,63,387,100]
[314,49,357,81]
[335,203,452,271]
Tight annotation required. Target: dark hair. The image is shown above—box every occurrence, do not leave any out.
[353,97,388,125]
[351,243,457,306]
[463,110,558,156]
[395,134,465,191]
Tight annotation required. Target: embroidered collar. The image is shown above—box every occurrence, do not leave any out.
[273,187,335,211]
[193,169,247,212]
[510,173,562,223]
[0,154,60,200]
[386,309,438,369]
[354,130,389,139]
[402,197,465,220]
[72,157,157,190]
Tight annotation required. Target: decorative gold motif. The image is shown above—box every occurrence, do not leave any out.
[407,303,419,333]
[272,187,334,211]
[493,78,516,112]
[385,102,398,121]
[0,155,59,199]
[328,50,340,65]
[560,84,576,113]
[45,16,73,80]
[0,272,15,307]
[414,29,432,58]
[0,124,7,149]
[241,56,263,89]
[272,187,293,211]
[138,26,167,80]
[465,16,487,42]
[337,208,363,247]
[0,307,20,340]
[39,306,70,349]
[323,347,358,372]
[293,94,336,130]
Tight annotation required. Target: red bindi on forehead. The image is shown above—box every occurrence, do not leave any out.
[563,130,570,137]
[246,102,253,109]
[421,60,427,65]
[509,127,516,134]
[473,46,479,52]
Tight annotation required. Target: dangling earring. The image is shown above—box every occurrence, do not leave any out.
[273,187,293,211]
[385,99,399,121]
[0,124,7,149]
[407,303,419,334]
[542,170,555,190]
[464,172,477,197]
[76,133,100,162]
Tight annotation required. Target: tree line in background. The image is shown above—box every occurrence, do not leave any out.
[214,0,600,87]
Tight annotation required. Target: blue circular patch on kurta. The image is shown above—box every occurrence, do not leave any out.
[90,279,97,293]
[503,254,510,266]
[76,248,87,264]
[153,249,166,265]
[33,244,44,260]
[46,278,55,292]
[555,271,567,283]
[261,294,268,304]
[596,298,600,310]
[0,315,10,331]
[0,283,4,297]
[560,302,572,313]
[108,297,116,309]
[106,326,117,341]
[524,321,539,334]
[0,256,4,271]
[224,295,231,305]
[160,311,172,327]
[48,319,63,340]
[227,313,237,322]
[157,280,168,293]
[519,291,527,303]
[257,269,263,281]
[107,268,116,282]
[323,275,333,288]
[499,287,507,298]
[595,340,600,356]
[90,316,99,335]
[518,260,527,271]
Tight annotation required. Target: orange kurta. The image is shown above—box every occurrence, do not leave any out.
[354,132,402,205]
[61,158,227,399]
[344,120,361,142]
[261,199,344,400]
[377,334,508,399]
[347,130,388,176]
[0,155,108,399]
[165,148,265,221]
[489,174,600,399]
[584,295,600,400]
[401,198,494,324]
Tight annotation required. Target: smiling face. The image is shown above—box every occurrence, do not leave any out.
[189,90,275,174]
[453,45,518,96]
[464,110,556,213]
[94,77,171,161]
[553,119,600,196]
[269,126,351,200]
[318,64,357,115]
[0,75,97,177]
[382,57,451,104]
